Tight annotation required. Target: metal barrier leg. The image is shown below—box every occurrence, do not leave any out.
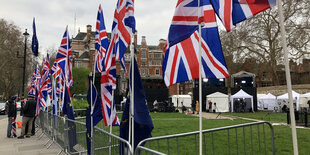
[38,132,44,140]
[44,139,52,146]
[57,149,63,155]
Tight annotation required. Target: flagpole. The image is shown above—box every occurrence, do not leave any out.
[197,0,203,155]
[130,35,135,153]
[90,45,98,155]
[109,91,114,155]
[277,0,298,154]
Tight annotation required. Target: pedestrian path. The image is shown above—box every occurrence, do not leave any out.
[0,115,64,155]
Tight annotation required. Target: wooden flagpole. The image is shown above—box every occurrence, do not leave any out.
[277,0,298,154]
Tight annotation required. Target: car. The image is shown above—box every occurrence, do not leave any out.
[0,101,6,115]
[16,101,21,111]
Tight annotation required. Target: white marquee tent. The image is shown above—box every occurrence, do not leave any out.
[258,93,277,110]
[206,92,229,112]
[230,89,254,112]
[277,91,300,110]
[299,92,310,108]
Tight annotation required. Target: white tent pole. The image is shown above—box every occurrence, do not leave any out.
[277,0,298,154]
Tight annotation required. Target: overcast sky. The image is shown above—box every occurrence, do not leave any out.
[1,0,177,56]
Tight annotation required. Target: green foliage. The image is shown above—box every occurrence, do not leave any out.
[70,67,90,95]
[72,99,88,116]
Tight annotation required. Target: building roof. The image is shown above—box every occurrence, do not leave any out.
[79,51,89,59]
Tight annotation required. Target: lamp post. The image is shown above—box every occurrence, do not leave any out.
[22,29,29,98]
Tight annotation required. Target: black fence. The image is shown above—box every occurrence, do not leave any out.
[287,110,310,127]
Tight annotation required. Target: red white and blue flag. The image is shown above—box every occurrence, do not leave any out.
[28,72,36,97]
[210,0,276,32]
[38,54,51,110]
[163,0,229,86]
[11,118,16,138]
[92,4,119,126]
[56,26,73,88]
[95,4,109,73]
[34,65,41,116]
[101,71,119,126]
[167,0,206,47]
[105,0,135,74]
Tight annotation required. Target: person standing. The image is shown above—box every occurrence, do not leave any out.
[208,101,212,112]
[18,96,36,139]
[6,96,17,138]
[195,101,199,114]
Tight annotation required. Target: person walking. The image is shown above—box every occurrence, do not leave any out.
[18,95,36,139]
[6,96,17,138]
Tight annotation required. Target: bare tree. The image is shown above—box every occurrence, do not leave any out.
[220,0,310,85]
[0,19,35,99]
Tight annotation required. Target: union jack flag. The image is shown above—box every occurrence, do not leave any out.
[210,0,276,32]
[56,26,73,88]
[105,0,135,74]
[101,71,119,126]
[11,118,16,138]
[163,0,229,86]
[37,54,52,110]
[95,4,109,72]
[28,72,36,97]
[167,0,207,47]
[34,65,41,116]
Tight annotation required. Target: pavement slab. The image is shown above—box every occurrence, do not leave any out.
[0,115,65,155]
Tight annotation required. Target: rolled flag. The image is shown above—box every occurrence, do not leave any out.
[11,118,17,138]
[31,18,39,57]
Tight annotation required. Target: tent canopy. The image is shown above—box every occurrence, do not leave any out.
[277,91,300,110]
[300,92,310,98]
[259,93,276,99]
[258,93,277,110]
[230,89,254,112]
[206,92,229,112]
[277,91,300,99]
[207,92,228,98]
[231,89,253,99]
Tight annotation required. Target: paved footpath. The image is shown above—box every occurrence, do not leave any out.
[0,115,64,155]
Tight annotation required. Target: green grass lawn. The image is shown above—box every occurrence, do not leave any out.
[222,111,287,122]
[74,112,310,154]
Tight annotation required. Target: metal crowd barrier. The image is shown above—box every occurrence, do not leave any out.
[136,121,275,155]
[37,110,132,155]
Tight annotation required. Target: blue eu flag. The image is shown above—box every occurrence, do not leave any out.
[31,18,39,57]
[86,80,103,155]
[120,57,153,151]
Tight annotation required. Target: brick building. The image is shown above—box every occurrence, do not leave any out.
[71,25,168,99]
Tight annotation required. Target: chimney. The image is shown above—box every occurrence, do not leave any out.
[86,25,92,41]
[158,39,166,51]
[134,31,138,47]
[141,36,146,46]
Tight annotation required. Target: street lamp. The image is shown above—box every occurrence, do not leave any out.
[22,29,29,98]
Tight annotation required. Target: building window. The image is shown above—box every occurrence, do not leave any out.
[149,53,152,59]
[154,60,161,66]
[141,69,145,76]
[155,69,160,75]
[142,49,146,58]
[149,60,153,66]
[141,61,146,66]
[154,53,161,59]
[76,61,81,68]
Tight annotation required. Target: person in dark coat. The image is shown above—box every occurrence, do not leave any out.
[6,96,17,138]
[18,96,36,139]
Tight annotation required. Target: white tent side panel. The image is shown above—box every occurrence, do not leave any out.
[206,92,229,112]
[170,95,192,107]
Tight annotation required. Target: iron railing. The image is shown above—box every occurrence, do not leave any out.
[136,121,275,155]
